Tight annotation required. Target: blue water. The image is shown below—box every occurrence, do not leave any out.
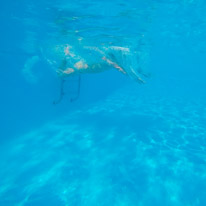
[1,0,206,205]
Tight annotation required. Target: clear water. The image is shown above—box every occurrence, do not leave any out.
[1,0,206,205]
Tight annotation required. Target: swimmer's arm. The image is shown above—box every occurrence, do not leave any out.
[102,56,126,74]
[130,69,145,84]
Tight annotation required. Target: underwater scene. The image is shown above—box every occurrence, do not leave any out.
[0,0,206,205]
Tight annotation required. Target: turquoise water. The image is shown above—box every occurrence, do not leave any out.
[1,0,206,205]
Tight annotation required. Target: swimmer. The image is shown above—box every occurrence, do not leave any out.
[56,44,147,84]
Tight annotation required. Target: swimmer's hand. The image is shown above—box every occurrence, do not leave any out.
[56,68,75,77]
[135,77,146,84]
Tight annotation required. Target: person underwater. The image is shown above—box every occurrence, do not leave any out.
[56,44,148,84]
